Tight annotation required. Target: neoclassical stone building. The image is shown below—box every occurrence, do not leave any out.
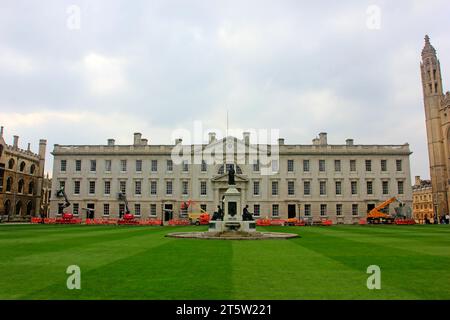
[0,126,47,221]
[50,132,412,224]
[420,35,450,218]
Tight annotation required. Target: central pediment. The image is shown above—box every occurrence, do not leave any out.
[203,136,260,154]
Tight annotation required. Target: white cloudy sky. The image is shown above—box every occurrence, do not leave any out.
[1,0,449,179]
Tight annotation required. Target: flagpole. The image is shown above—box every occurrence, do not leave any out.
[226,109,229,136]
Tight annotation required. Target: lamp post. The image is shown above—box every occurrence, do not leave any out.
[433,193,439,224]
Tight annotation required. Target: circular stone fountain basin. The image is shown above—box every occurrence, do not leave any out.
[165,231,299,240]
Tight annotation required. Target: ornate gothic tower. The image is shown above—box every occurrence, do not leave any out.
[420,35,449,217]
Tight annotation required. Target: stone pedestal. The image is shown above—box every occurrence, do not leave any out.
[208,184,256,234]
[208,220,256,233]
[223,185,241,221]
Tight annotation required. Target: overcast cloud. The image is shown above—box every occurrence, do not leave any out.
[1,0,449,179]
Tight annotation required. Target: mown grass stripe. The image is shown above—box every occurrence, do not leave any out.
[1,225,449,299]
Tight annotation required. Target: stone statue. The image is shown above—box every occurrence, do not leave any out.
[218,205,224,220]
[212,205,224,221]
[228,165,235,185]
[242,205,253,221]
[211,211,220,221]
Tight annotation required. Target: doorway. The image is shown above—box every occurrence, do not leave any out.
[288,204,296,219]
[367,203,375,213]
[164,204,173,221]
[87,203,95,219]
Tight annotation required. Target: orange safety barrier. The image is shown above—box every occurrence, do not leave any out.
[168,219,191,226]
[31,217,43,224]
[294,220,306,226]
[395,219,416,225]
[55,218,82,224]
[139,219,162,225]
[85,218,118,225]
[256,219,271,226]
[359,219,367,225]
[270,219,286,226]
[322,219,333,226]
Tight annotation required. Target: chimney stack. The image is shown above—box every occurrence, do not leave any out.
[319,132,327,145]
[346,139,354,146]
[243,132,250,145]
[278,138,285,145]
[175,138,183,145]
[0,126,3,138]
[107,139,115,146]
[133,132,142,145]
[141,138,148,146]
[27,143,31,152]
[13,135,19,148]
[208,132,216,144]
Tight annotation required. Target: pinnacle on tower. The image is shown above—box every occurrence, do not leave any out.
[422,34,436,57]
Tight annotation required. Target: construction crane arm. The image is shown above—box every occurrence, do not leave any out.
[370,197,397,214]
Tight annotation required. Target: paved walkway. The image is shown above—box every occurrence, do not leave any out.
[0,222,32,225]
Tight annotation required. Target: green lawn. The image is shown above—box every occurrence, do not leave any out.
[0,224,449,299]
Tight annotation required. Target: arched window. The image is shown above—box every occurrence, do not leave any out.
[19,161,26,172]
[6,177,12,192]
[4,200,11,215]
[18,179,24,194]
[26,201,33,216]
[28,181,34,195]
[30,164,36,175]
[15,201,22,216]
[8,158,14,169]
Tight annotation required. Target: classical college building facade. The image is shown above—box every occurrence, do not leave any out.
[420,36,450,218]
[50,132,412,224]
[0,126,47,221]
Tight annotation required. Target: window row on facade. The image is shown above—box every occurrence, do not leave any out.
[59,159,197,174]
[5,158,37,174]
[414,203,433,210]
[57,178,405,197]
[2,177,35,194]
[58,179,209,197]
[58,158,405,174]
[414,194,432,202]
[283,158,403,173]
